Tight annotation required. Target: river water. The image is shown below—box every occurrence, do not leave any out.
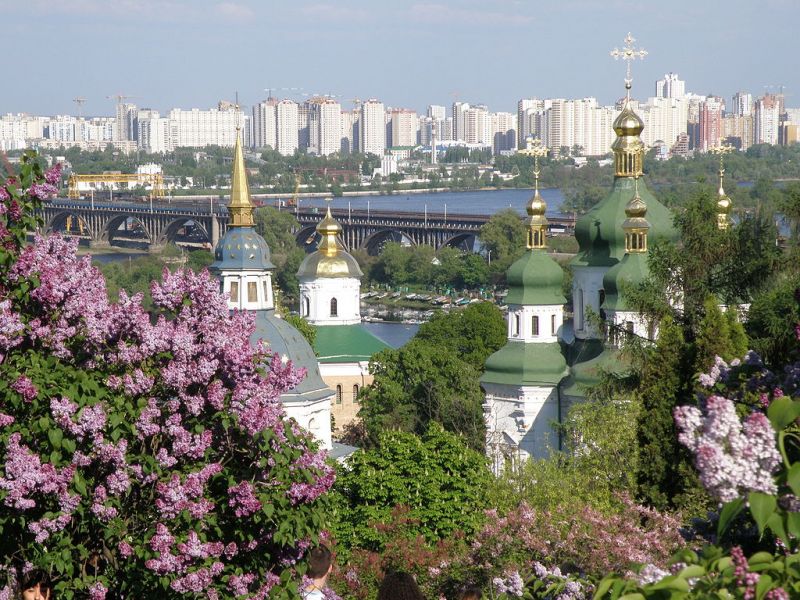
[280,188,568,217]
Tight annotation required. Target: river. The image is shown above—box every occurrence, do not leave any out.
[277,188,569,217]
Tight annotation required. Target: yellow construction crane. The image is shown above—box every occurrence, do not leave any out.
[286,171,301,207]
[67,173,165,200]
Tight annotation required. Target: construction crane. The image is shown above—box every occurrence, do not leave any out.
[67,173,165,200]
[72,97,87,118]
[286,171,302,207]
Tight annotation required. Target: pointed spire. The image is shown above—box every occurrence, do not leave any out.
[519,138,549,250]
[228,128,255,227]
[622,177,650,253]
[710,143,734,230]
[316,199,343,258]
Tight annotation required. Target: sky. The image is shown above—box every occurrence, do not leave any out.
[2,0,798,117]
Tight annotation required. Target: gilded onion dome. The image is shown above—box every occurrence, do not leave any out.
[296,204,363,279]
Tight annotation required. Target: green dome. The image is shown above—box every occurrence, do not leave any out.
[571,177,677,268]
[561,340,627,398]
[506,250,565,306]
[602,252,649,311]
[481,341,568,386]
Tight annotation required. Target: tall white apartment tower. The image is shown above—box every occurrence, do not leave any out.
[390,109,418,147]
[755,95,781,145]
[452,102,470,142]
[276,100,299,156]
[655,73,686,99]
[427,105,446,121]
[307,98,341,156]
[360,99,386,156]
[252,99,278,149]
[732,92,753,117]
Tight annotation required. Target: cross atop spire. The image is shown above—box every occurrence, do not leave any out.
[710,143,735,229]
[610,32,648,97]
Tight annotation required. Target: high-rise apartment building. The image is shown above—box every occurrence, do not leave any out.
[638,97,689,149]
[306,97,341,156]
[114,103,138,142]
[452,102,470,142]
[491,112,516,154]
[731,92,753,117]
[427,105,446,121]
[360,99,386,156]
[655,73,686,99]
[698,97,724,152]
[390,109,418,147]
[340,109,359,154]
[465,105,491,145]
[167,106,243,148]
[722,114,754,150]
[755,94,781,145]
[252,99,278,149]
[276,100,299,156]
[137,109,171,153]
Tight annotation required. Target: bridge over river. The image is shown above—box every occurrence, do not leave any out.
[35,198,576,255]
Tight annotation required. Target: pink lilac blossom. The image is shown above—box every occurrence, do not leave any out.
[228,481,262,517]
[10,376,37,401]
[88,582,107,600]
[492,571,524,597]
[0,300,24,362]
[675,396,781,502]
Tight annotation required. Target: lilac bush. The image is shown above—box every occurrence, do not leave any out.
[0,152,334,598]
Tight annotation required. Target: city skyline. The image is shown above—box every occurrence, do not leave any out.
[2,0,798,116]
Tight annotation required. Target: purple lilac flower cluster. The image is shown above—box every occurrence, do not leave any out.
[0,228,334,596]
[675,394,781,502]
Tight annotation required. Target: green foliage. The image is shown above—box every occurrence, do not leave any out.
[488,395,641,515]
[253,206,305,302]
[414,302,506,370]
[97,254,166,307]
[746,273,800,368]
[331,423,492,552]
[479,208,527,278]
[695,296,735,372]
[284,314,316,347]
[359,303,505,451]
[360,340,486,451]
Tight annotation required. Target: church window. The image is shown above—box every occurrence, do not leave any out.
[229,281,239,303]
[330,297,338,317]
[247,281,258,303]
[514,314,520,337]
[302,296,310,317]
[263,280,270,304]
[626,320,635,334]
[599,289,605,306]
[353,384,359,402]
[532,315,539,336]
[551,314,557,335]
[576,290,584,329]
[336,385,342,404]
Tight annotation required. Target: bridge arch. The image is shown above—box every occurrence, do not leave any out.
[439,232,479,252]
[363,229,415,256]
[99,214,152,246]
[44,210,94,239]
[154,217,212,248]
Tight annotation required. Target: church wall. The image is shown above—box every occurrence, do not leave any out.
[571,265,607,340]
[283,396,333,450]
[218,269,274,311]
[299,277,361,325]
[319,361,372,432]
[607,309,654,341]
[505,303,564,343]
[483,382,560,473]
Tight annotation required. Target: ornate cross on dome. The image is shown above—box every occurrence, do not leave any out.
[610,33,648,95]
[518,138,548,194]
[710,143,735,229]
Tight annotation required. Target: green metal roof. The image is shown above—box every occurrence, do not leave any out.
[481,340,569,386]
[602,252,650,311]
[505,250,566,306]
[571,177,677,268]
[314,324,392,364]
[560,339,631,398]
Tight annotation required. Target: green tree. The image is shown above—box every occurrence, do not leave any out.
[253,206,305,302]
[285,314,317,347]
[479,209,527,278]
[415,302,506,370]
[746,274,800,368]
[695,295,734,371]
[360,340,485,451]
[331,423,492,551]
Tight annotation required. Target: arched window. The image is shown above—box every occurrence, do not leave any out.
[302,296,310,317]
[229,281,239,303]
[532,315,539,336]
[335,385,342,404]
[576,289,584,330]
[330,297,338,317]
[514,313,521,336]
[353,384,359,403]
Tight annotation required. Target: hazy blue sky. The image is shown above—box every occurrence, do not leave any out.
[2,0,797,116]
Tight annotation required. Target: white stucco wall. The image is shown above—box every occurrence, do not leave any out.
[299,277,361,325]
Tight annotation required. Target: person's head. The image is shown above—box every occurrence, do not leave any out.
[307,545,333,580]
[19,570,51,600]
[459,586,482,600]
[376,571,424,600]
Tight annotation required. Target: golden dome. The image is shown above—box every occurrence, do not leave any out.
[527,190,547,218]
[296,203,364,279]
[613,104,644,138]
[625,191,647,219]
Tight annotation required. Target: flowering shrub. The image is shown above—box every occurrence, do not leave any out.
[595,340,800,598]
[0,152,334,597]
